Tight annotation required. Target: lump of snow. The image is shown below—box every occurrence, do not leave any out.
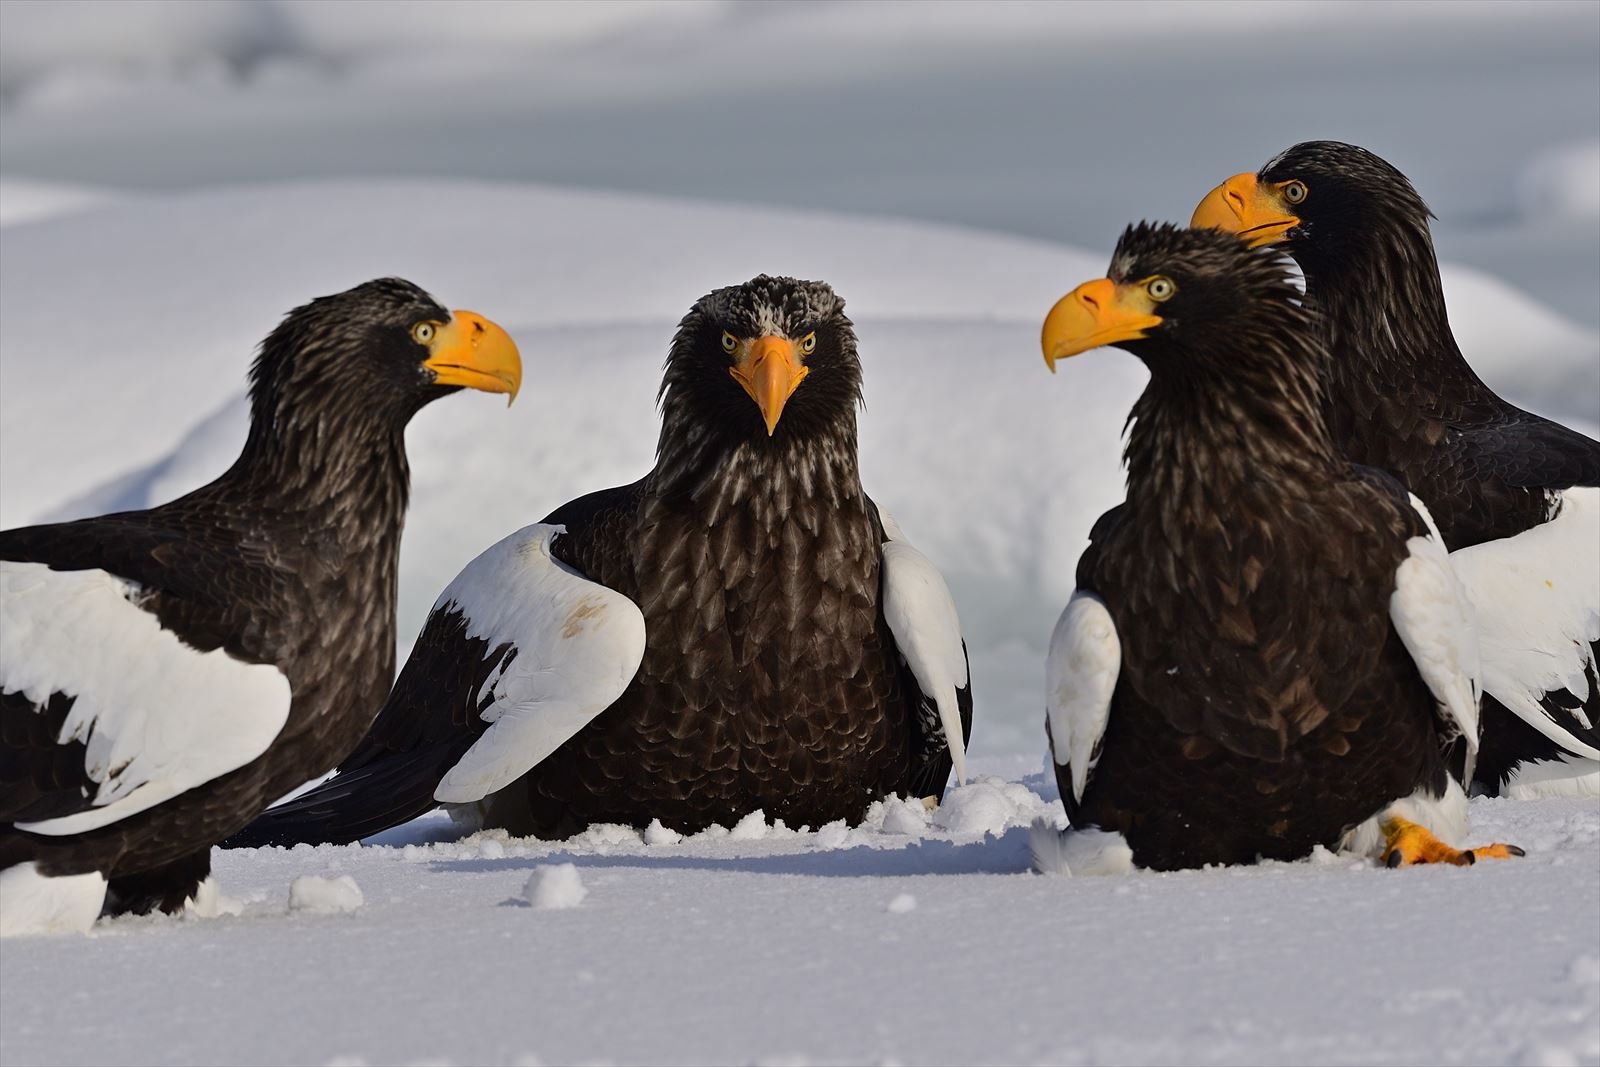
[525,864,587,910]
[1569,954,1600,986]
[887,893,917,914]
[933,776,1041,836]
[643,819,681,846]
[813,821,850,850]
[287,875,364,914]
[729,810,769,840]
[881,798,929,837]
[573,823,642,849]
[184,878,244,920]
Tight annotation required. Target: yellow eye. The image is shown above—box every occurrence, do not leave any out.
[721,331,738,354]
[1282,180,1307,205]
[411,321,437,344]
[800,331,817,355]
[1146,276,1176,302]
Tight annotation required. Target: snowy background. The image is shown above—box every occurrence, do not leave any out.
[0,2,1596,1064]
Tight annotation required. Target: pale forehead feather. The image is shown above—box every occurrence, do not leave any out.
[698,276,845,338]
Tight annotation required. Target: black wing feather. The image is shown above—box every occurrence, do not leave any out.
[1455,414,1600,491]
[226,482,646,848]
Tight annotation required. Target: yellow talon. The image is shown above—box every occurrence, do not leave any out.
[1381,816,1525,868]
[921,796,940,813]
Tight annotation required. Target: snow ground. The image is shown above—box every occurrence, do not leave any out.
[1,759,1596,1067]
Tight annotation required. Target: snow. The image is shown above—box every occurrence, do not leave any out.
[1,2,1597,1062]
[523,864,586,911]
[0,176,117,226]
[1,767,1595,1066]
[286,874,364,915]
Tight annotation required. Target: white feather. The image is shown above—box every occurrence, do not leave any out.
[0,864,107,937]
[1448,485,1600,759]
[1,561,290,836]
[1341,777,1470,859]
[1390,496,1482,763]
[1028,820,1134,876]
[1045,591,1120,804]
[432,525,646,805]
[878,509,970,785]
[1502,752,1600,799]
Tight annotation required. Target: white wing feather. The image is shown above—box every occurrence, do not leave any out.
[432,524,646,804]
[1046,591,1120,804]
[1,561,290,835]
[1448,486,1600,758]
[1390,495,1482,760]
[877,510,970,785]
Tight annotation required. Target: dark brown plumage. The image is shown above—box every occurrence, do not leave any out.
[231,275,972,847]
[1192,141,1599,796]
[1040,224,1470,870]
[1,278,519,920]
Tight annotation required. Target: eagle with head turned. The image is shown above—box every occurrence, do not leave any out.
[1031,223,1520,873]
[1,279,521,935]
[1193,141,1600,799]
[231,274,972,847]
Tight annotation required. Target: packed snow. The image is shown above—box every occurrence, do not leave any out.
[524,863,587,911]
[287,874,365,916]
[1,2,1597,1064]
[0,763,1595,1066]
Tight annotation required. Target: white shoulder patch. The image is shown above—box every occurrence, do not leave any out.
[432,524,647,804]
[1,561,290,836]
[1448,485,1600,759]
[1046,590,1120,804]
[877,508,969,785]
[1390,495,1481,760]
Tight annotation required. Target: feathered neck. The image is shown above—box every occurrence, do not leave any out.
[1123,329,1340,523]
[1303,214,1494,419]
[649,395,866,528]
[200,368,414,539]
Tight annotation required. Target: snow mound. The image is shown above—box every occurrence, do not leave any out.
[524,864,586,910]
[886,893,917,914]
[1515,140,1600,221]
[0,178,118,227]
[287,874,364,914]
[932,775,1048,836]
[185,878,245,920]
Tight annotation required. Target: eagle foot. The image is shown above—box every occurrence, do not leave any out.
[1380,817,1525,868]
[920,796,940,813]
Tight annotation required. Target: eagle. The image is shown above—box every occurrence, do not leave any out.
[1031,224,1519,873]
[1,278,521,935]
[1192,141,1599,799]
[231,275,972,847]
